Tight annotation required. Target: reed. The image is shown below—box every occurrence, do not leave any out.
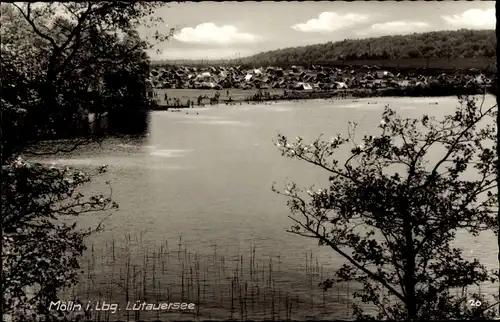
[60,232,364,321]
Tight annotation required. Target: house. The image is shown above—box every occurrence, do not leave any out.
[397,80,411,87]
[196,72,213,82]
[334,82,348,89]
[475,74,489,84]
[383,71,395,78]
[200,81,216,89]
[373,80,388,88]
[375,71,394,79]
[294,82,313,90]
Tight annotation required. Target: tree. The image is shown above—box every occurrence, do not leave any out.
[2,160,118,321]
[495,2,500,316]
[1,2,173,162]
[273,95,499,319]
[1,2,172,320]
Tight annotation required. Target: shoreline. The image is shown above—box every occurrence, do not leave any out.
[150,86,493,110]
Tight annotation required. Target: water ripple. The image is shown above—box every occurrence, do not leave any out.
[149,149,192,158]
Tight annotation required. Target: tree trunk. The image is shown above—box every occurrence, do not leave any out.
[403,217,417,320]
[496,1,500,315]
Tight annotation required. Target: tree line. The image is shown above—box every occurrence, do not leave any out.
[236,29,496,68]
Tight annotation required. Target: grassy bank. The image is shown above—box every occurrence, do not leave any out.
[150,86,492,109]
[152,88,286,106]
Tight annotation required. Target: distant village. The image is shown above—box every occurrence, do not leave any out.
[146,64,494,92]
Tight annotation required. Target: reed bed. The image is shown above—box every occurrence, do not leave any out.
[60,232,359,321]
[55,231,498,321]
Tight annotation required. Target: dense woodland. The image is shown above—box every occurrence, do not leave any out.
[158,29,496,70]
[1,3,154,160]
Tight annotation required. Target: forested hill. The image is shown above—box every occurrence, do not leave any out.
[236,29,496,67]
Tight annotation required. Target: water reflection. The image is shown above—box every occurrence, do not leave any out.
[108,110,150,135]
[149,149,192,158]
[34,96,498,319]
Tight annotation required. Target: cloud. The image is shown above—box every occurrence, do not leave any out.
[173,23,258,44]
[291,12,369,33]
[358,21,431,36]
[442,9,495,29]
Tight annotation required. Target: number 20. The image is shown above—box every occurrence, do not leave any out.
[469,299,482,307]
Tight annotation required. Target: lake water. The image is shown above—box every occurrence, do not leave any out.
[35,96,498,320]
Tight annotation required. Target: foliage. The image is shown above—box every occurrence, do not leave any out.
[239,29,496,68]
[2,158,118,321]
[0,2,173,162]
[273,95,499,319]
[1,2,171,321]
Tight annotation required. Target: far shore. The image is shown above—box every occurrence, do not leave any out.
[150,86,493,110]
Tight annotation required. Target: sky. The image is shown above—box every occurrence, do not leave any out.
[139,1,496,61]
